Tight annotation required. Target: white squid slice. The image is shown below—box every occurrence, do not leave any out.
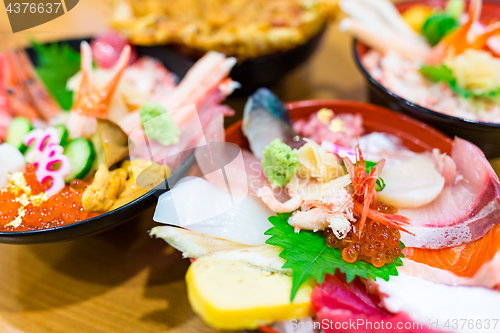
[153,176,273,245]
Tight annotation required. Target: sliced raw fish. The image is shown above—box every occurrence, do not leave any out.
[153,177,273,245]
[242,88,298,159]
[399,251,500,289]
[400,138,500,249]
[403,225,500,278]
[312,274,446,333]
[377,273,500,333]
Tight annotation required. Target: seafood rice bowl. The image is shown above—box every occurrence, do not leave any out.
[341,0,500,123]
[150,89,500,333]
[0,32,237,235]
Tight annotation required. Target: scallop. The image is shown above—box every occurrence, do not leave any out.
[377,155,444,209]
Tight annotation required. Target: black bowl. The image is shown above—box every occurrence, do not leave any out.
[0,154,195,244]
[353,41,500,159]
[0,41,196,244]
[135,27,326,95]
[351,0,500,159]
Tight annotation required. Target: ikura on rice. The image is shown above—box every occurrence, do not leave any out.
[152,89,500,333]
[0,31,237,231]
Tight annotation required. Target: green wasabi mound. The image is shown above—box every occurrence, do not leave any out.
[140,103,180,146]
[261,139,299,187]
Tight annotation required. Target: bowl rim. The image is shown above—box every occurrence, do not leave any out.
[351,0,500,129]
[226,98,453,147]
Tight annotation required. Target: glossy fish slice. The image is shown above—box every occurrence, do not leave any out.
[404,224,500,278]
[242,88,300,159]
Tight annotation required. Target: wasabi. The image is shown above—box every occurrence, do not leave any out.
[140,103,180,146]
[261,139,299,187]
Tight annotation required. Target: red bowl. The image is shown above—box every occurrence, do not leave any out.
[353,0,500,159]
[225,99,452,153]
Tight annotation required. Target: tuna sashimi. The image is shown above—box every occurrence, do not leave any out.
[312,274,445,333]
[400,138,500,249]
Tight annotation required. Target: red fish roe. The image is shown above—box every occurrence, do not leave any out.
[324,217,402,268]
[0,164,99,231]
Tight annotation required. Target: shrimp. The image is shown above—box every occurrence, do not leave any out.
[14,49,60,120]
[426,0,500,64]
[288,188,355,239]
[0,56,12,140]
[257,186,303,213]
[343,145,411,236]
[1,42,60,121]
[2,49,39,120]
[71,41,131,118]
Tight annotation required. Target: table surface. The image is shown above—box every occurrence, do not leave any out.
[0,1,407,332]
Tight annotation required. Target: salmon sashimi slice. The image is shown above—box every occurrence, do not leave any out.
[403,225,500,278]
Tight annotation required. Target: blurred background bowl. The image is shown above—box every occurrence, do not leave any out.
[0,40,197,245]
[352,0,500,159]
[135,26,327,95]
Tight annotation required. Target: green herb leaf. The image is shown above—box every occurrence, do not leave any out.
[375,177,386,191]
[420,64,455,83]
[265,213,403,301]
[420,65,500,100]
[422,13,459,46]
[31,40,81,110]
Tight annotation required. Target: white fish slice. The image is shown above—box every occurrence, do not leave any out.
[150,226,290,275]
[153,176,273,245]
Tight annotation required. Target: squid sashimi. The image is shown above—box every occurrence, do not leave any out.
[153,177,273,246]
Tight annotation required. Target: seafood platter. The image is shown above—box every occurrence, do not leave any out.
[2,0,500,332]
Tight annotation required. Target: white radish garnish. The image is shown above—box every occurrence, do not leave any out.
[378,155,445,209]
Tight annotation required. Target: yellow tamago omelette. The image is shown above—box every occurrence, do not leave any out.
[186,256,315,330]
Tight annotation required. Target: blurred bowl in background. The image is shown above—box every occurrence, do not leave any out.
[352,0,500,159]
[135,26,327,95]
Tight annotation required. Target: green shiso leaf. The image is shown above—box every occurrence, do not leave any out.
[31,40,81,110]
[265,213,403,301]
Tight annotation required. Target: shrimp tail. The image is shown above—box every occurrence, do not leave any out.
[100,45,131,105]
[353,201,413,235]
[72,42,131,118]
[257,186,303,213]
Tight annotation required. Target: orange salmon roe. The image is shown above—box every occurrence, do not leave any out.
[0,164,99,231]
[324,217,402,268]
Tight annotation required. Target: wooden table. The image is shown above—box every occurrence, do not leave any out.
[0,1,370,333]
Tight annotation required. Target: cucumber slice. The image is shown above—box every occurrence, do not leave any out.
[5,117,32,153]
[55,124,69,146]
[64,138,96,182]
